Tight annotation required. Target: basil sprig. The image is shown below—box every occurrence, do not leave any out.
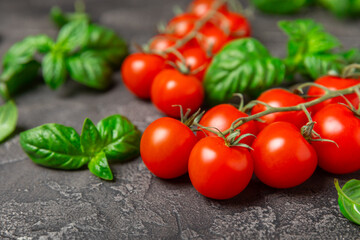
[204,38,285,105]
[334,179,360,225]
[0,11,127,100]
[279,19,360,79]
[0,101,18,142]
[20,115,141,180]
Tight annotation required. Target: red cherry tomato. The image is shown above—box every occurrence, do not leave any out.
[121,53,165,99]
[188,0,228,17]
[251,122,318,189]
[151,69,204,118]
[198,104,257,145]
[311,104,360,174]
[197,24,228,54]
[149,34,181,61]
[188,136,253,199]
[141,117,198,179]
[180,47,210,81]
[307,75,360,114]
[219,12,251,39]
[166,13,198,38]
[251,88,308,131]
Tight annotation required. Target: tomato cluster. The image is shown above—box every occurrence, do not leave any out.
[141,75,360,200]
[121,0,251,118]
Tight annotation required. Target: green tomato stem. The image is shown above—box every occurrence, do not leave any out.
[222,83,360,135]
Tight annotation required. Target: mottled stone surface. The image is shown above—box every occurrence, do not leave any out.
[0,0,360,239]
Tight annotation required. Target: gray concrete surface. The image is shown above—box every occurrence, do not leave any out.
[0,0,360,239]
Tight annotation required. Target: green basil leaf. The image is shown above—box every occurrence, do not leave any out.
[279,19,340,58]
[318,0,360,18]
[96,114,141,161]
[20,123,89,169]
[3,35,54,68]
[334,179,360,225]
[66,50,112,90]
[50,6,90,28]
[84,24,128,68]
[42,51,67,89]
[0,101,18,142]
[88,151,113,180]
[251,0,310,14]
[0,61,41,100]
[303,53,346,79]
[204,38,285,105]
[56,20,88,52]
[80,118,102,154]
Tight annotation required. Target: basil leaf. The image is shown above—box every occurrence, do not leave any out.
[279,19,340,58]
[3,35,54,68]
[42,51,67,89]
[88,151,113,180]
[0,61,41,100]
[56,20,88,52]
[80,118,102,154]
[204,38,285,105]
[251,0,310,14]
[66,50,112,90]
[20,123,89,169]
[303,53,346,79]
[0,101,18,142]
[96,114,141,161]
[84,24,128,68]
[334,179,360,225]
[318,0,360,18]
[50,6,90,28]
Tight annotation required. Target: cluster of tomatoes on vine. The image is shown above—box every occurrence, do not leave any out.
[141,74,360,200]
[121,0,250,117]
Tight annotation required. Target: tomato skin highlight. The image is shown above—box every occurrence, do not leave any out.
[167,13,198,38]
[121,53,165,99]
[151,69,204,118]
[188,0,228,17]
[198,104,257,145]
[140,117,198,179]
[216,12,251,38]
[307,75,360,114]
[312,104,360,174]
[189,136,253,200]
[197,24,228,54]
[251,122,318,189]
[251,88,308,131]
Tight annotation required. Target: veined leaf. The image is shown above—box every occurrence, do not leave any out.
[20,123,89,169]
[204,38,285,105]
[88,151,113,180]
[0,101,18,142]
[335,179,360,225]
[80,118,102,154]
[42,51,67,89]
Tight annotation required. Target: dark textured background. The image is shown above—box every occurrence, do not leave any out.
[1,0,360,239]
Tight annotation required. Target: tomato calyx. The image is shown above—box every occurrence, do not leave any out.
[174,105,204,128]
[299,105,339,147]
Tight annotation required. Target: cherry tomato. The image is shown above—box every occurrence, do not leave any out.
[188,0,228,17]
[251,88,308,131]
[151,69,204,118]
[180,47,210,81]
[197,104,257,145]
[311,104,360,174]
[218,12,251,39]
[166,13,198,38]
[188,136,253,199]
[197,24,228,54]
[141,117,198,179]
[149,34,181,61]
[121,53,165,99]
[307,75,360,114]
[251,122,318,189]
